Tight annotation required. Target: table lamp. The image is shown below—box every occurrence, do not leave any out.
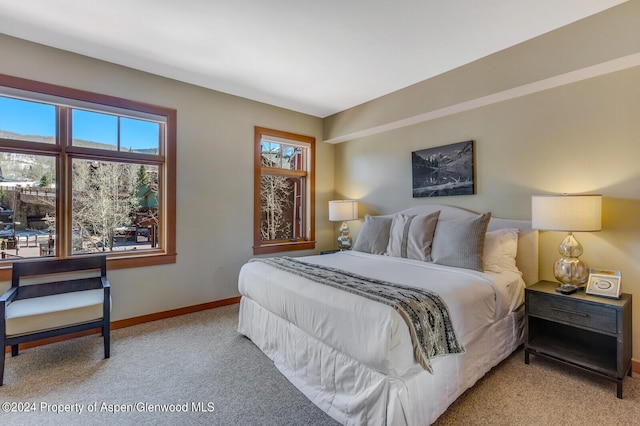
[532,194,602,287]
[329,200,358,250]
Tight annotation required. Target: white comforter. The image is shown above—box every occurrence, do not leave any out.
[238,250,524,377]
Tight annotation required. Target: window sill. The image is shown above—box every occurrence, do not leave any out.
[253,241,316,255]
[0,252,177,281]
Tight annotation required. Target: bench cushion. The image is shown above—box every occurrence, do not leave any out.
[5,289,104,337]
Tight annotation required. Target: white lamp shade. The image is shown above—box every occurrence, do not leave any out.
[329,200,358,222]
[532,194,602,232]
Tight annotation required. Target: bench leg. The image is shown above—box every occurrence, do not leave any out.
[11,345,18,357]
[103,326,110,359]
[0,345,4,386]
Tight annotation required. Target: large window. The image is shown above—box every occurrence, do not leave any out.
[0,74,176,278]
[254,127,315,255]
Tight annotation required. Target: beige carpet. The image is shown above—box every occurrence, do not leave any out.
[435,347,640,425]
[1,304,639,425]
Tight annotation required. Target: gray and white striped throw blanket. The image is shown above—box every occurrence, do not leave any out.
[250,256,464,373]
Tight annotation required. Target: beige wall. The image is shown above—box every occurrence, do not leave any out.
[0,34,334,321]
[329,1,640,358]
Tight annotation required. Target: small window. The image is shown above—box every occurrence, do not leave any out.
[0,96,56,144]
[121,117,160,155]
[254,127,315,255]
[72,109,118,149]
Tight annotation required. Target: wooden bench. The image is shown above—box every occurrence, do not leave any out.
[0,256,111,385]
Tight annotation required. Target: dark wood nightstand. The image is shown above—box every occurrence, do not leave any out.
[525,280,632,398]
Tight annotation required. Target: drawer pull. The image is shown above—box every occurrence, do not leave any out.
[550,306,589,317]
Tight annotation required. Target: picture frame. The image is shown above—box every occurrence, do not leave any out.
[586,269,622,299]
[411,140,475,197]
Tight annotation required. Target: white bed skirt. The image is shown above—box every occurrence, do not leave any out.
[238,296,524,426]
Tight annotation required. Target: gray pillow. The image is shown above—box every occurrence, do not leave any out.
[431,212,491,271]
[352,214,392,255]
[385,211,440,261]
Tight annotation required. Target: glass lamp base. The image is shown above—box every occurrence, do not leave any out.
[554,257,589,285]
[337,237,352,250]
[337,221,352,250]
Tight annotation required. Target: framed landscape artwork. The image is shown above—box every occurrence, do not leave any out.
[412,140,475,197]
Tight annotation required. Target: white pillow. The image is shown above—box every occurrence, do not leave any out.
[385,211,440,261]
[483,228,519,273]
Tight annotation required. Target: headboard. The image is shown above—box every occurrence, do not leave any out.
[397,205,539,286]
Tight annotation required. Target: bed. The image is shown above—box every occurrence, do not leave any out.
[238,205,538,425]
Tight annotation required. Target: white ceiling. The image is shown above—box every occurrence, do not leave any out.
[0,0,626,118]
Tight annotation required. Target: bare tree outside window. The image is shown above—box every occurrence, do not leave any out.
[72,160,139,253]
[260,174,294,241]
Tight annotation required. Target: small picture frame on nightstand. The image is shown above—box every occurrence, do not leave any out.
[586,269,621,299]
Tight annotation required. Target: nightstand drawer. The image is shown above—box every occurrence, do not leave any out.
[527,292,616,333]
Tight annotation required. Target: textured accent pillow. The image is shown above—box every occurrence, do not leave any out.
[483,228,519,273]
[385,211,440,261]
[352,214,393,255]
[431,212,492,271]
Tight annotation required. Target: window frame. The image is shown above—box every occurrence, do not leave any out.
[0,73,176,279]
[253,126,315,255]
